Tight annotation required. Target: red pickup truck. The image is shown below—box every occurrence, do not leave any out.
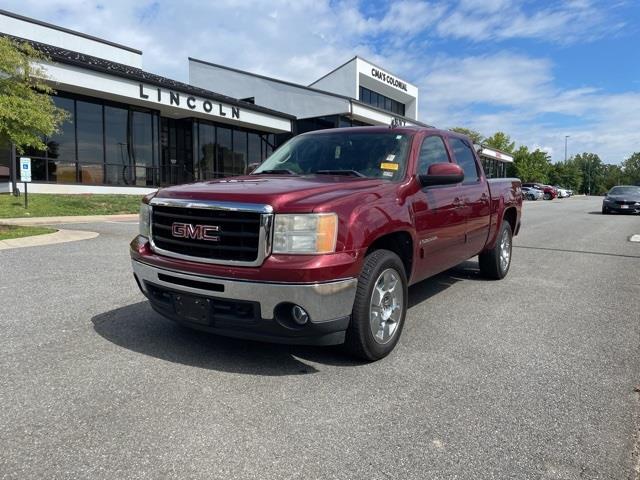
[131,126,522,360]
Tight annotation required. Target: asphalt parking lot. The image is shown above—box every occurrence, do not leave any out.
[1,196,639,479]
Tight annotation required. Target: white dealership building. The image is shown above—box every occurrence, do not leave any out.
[0,8,509,194]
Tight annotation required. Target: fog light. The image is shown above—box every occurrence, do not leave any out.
[291,305,309,325]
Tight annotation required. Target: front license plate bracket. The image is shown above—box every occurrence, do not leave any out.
[173,294,210,325]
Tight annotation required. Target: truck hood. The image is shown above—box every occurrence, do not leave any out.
[154,175,392,212]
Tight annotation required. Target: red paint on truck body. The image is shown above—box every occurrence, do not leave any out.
[132,127,522,284]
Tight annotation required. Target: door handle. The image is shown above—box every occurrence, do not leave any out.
[480,193,489,202]
[453,197,465,208]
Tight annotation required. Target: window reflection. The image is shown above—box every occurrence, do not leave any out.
[76,100,103,164]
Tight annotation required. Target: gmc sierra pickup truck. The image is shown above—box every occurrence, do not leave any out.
[131,126,522,360]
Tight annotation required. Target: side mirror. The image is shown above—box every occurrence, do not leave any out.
[418,163,464,187]
[603,192,608,197]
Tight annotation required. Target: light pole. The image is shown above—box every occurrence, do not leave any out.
[564,135,569,162]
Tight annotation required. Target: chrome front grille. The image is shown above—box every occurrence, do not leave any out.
[149,198,273,266]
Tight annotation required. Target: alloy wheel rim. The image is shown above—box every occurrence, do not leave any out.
[500,229,511,272]
[369,268,404,345]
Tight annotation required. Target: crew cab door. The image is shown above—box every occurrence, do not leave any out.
[411,134,468,281]
[447,136,491,257]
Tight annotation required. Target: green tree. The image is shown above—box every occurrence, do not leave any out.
[601,164,624,190]
[548,160,582,191]
[621,152,640,185]
[573,153,605,194]
[0,37,67,153]
[510,146,551,183]
[483,131,516,153]
[449,127,484,144]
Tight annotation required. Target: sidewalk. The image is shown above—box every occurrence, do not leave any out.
[0,214,138,226]
[0,229,99,250]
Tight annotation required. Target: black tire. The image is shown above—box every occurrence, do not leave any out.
[543,192,551,200]
[602,206,609,214]
[479,221,513,280]
[344,249,408,361]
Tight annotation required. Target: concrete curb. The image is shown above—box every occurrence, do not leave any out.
[0,229,99,250]
[0,214,138,226]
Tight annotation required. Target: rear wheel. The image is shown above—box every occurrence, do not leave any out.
[543,192,551,200]
[479,221,513,280]
[344,249,408,361]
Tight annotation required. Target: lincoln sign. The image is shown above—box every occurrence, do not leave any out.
[139,83,241,120]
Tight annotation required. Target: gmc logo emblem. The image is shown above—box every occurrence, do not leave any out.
[171,222,220,241]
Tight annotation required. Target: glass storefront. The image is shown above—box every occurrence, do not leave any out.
[24,92,160,186]
[193,119,275,180]
[18,91,279,187]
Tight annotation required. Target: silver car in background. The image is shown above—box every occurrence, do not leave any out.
[522,187,544,200]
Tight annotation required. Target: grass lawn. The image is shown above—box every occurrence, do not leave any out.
[0,193,142,218]
[0,225,57,241]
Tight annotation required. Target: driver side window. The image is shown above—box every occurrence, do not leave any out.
[418,136,449,173]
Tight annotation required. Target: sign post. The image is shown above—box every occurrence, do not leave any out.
[19,157,31,209]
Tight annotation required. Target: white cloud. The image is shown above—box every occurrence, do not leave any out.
[437,0,624,44]
[418,52,640,164]
[0,0,637,164]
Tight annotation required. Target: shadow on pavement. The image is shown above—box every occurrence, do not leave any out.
[92,301,365,376]
[409,260,485,308]
[92,260,484,375]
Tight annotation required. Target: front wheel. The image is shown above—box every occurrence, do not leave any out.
[344,249,408,361]
[602,206,609,214]
[479,221,513,280]
[543,192,551,200]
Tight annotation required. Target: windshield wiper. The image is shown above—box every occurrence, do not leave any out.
[254,169,297,175]
[314,169,366,177]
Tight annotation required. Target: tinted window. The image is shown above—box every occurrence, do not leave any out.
[76,100,103,164]
[217,126,232,177]
[418,136,449,173]
[198,122,215,179]
[232,130,247,176]
[48,96,75,161]
[450,137,479,183]
[104,106,128,167]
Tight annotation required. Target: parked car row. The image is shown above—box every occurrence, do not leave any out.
[521,183,574,201]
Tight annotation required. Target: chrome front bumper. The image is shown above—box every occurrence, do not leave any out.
[132,260,358,323]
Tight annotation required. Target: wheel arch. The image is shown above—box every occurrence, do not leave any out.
[365,231,414,280]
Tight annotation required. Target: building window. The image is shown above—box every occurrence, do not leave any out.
[20,92,160,186]
[104,105,129,185]
[232,130,247,176]
[0,136,11,181]
[359,86,405,116]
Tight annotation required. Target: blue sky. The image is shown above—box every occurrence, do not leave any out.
[3,0,639,164]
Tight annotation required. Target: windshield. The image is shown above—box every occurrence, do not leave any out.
[609,186,640,195]
[252,131,412,180]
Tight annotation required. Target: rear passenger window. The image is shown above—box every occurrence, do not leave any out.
[449,137,479,183]
[418,136,449,173]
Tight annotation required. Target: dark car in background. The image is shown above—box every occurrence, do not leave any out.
[602,185,640,214]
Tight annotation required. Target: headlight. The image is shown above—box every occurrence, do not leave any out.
[273,213,338,254]
[139,203,151,237]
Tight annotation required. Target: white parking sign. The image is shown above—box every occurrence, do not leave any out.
[20,157,31,182]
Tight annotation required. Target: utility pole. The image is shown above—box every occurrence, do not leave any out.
[564,135,569,162]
